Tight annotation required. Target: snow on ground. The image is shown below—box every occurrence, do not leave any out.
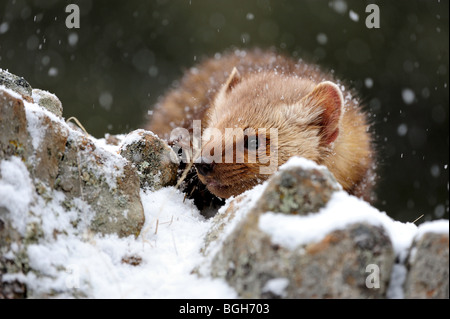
[17,187,237,298]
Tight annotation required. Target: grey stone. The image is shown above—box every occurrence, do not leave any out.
[254,165,340,215]
[205,165,395,298]
[0,208,29,299]
[120,129,179,190]
[1,85,145,238]
[32,89,63,117]
[56,133,145,237]
[0,89,33,161]
[0,68,32,102]
[1,81,147,297]
[404,232,449,299]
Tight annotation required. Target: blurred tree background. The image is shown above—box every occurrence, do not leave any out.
[0,0,448,223]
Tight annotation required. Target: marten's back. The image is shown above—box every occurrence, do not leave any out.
[146,49,334,139]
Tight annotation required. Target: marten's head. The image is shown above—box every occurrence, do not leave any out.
[194,67,344,199]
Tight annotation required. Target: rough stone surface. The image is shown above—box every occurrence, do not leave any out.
[1,82,147,298]
[0,207,28,299]
[32,89,63,117]
[55,134,145,237]
[254,166,340,215]
[119,129,178,190]
[1,87,145,238]
[205,165,395,298]
[210,212,394,298]
[0,69,33,102]
[404,232,449,299]
[28,108,69,187]
[0,90,33,161]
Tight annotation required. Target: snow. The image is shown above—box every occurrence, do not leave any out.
[401,88,415,105]
[246,13,255,21]
[331,0,348,14]
[25,103,48,150]
[0,83,22,100]
[397,123,408,136]
[119,128,157,151]
[349,10,359,22]
[316,33,328,45]
[386,264,408,299]
[0,22,9,34]
[48,67,59,77]
[279,156,326,171]
[258,191,418,255]
[68,32,78,46]
[94,134,125,154]
[364,78,373,88]
[0,156,34,235]
[415,219,449,239]
[262,278,289,297]
[198,183,267,275]
[18,187,236,298]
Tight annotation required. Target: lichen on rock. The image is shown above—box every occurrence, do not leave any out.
[0,68,33,102]
[119,129,179,191]
[404,223,449,299]
[204,159,395,298]
[1,79,146,297]
[31,89,63,118]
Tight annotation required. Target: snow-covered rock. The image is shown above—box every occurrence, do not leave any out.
[204,159,395,298]
[0,68,33,102]
[119,129,178,190]
[404,221,449,299]
[31,89,63,118]
[0,81,148,297]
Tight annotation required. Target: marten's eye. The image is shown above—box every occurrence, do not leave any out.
[244,135,259,150]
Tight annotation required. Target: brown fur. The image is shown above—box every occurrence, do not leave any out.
[146,49,376,202]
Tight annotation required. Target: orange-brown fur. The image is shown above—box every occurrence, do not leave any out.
[146,49,376,202]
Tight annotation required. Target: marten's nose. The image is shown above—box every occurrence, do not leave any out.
[195,157,215,176]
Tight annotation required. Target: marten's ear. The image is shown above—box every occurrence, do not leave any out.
[301,81,344,145]
[222,67,241,94]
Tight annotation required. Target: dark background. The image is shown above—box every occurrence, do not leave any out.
[0,0,448,223]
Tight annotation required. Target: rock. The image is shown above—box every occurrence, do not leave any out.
[204,163,395,298]
[254,164,340,215]
[32,89,63,117]
[0,68,33,102]
[0,89,33,161]
[56,134,145,237]
[0,84,145,239]
[404,231,449,299]
[119,129,179,190]
[104,133,122,146]
[0,207,28,299]
[1,77,147,298]
[26,102,69,186]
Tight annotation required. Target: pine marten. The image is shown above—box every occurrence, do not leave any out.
[146,49,376,204]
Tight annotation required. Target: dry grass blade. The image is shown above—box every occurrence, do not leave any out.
[412,214,424,224]
[66,116,89,135]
